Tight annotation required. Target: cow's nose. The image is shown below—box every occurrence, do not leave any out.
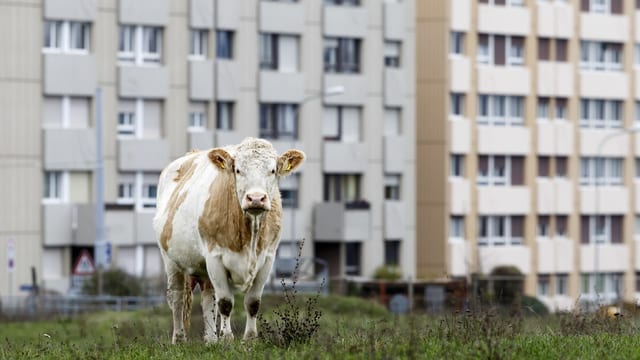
[246,192,267,207]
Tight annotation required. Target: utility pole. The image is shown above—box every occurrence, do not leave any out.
[94,87,105,295]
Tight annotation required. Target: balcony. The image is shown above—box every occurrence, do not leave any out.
[189,60,214,100]
[477,65,530,95]
[383,200,405,239]
[477,125,530,155]
[450,0,471,31]
[536,178,573,214]
[118,65,169,99]
[188,130,214,150]
[478,245,531,274]
[383,1,404,40]
[581,12,629,42]
[43,54,96,96]
[259,0,304,34]
[580,129,629,156]
[580,244,628,272]
[449,56,471,93]
[477,186,530,214]
[580,186,628,214]
[478,3,530,36]
[216,0,240,30]
[537,120,573,156]
[280,208,305,241]
[259,71,305,103]
[323,73,367,105]
[215,130,245,147]
[118,138,169,171]
[580,71,628,99]
[323,5,367,38]
[536,1,573,38]
[537,237,574,273]
[43,128,96,171]
[45,0,96,21]
[537,62,573,97]
[216,59,240,101]
[322,141,368,173]
[449,118,471,154]
[384,68,404,107]
[313,202,371,242]
[119,0,168,26]
[189,0,214,28]
[449,178,471,215]
[448,241,470,277]
[43,203,96,246]
[383,135,405,174]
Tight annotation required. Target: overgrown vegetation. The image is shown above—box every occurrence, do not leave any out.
[82,268,143,296]
[372,265,403,281]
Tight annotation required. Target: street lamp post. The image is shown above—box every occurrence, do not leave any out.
[593,125,640,306]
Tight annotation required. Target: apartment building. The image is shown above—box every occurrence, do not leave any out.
[0,0,415,296]
[417,0,640,309]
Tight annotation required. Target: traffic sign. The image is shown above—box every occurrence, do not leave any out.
[72,250,96,275]
[7,237,15,273]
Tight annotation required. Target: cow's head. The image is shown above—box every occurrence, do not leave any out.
[208,138,305,217]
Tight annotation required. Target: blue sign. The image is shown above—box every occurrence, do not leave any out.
[94,242,112,269]
[19,284,34,292]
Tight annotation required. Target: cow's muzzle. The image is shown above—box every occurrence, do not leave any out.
[242,192,270,215]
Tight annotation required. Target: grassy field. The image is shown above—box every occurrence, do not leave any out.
[1,294,640,360]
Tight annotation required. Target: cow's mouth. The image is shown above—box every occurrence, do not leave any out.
[243,206,268,216]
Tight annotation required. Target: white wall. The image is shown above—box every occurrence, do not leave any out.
[580,187,629,214]
[477,66,531,95]
[477,126,530,155]
[580,244,629,272]
[477,186,531,214]
[581,13,629,42]
[580,71,628,99]
[477,5,530,36]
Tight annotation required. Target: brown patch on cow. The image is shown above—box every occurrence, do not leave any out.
[218,298,233,317]
[198,170,282,254]
[248,299,260,317]
[277,149,306,176]
[160,157,198,251]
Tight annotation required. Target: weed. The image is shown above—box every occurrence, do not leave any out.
[259,239,324,347]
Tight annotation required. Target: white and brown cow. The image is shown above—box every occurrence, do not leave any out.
[153,137,305,343]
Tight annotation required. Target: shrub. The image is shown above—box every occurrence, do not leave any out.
[520,295,549,316]
[490,266,524,306]
[372,265,402,281]
[82,268,143,296]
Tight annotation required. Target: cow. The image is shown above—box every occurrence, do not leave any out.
[153,137,305,343]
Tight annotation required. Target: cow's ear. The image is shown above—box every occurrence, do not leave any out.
[208,148,233,172]
[277,149,305,176]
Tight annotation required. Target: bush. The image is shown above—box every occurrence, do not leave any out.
[520,295,549,316]
[82,268,143,296]
[490,266,524,306]
[372,265,402,281]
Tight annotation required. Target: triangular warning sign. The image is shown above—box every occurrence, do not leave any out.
[73,250,96,275]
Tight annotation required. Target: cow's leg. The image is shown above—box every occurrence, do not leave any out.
[199,279,218,343]
[164,259,188,343]
[205,254,234,340]
[243,255,274,340]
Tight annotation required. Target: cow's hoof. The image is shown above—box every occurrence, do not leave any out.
[203,334,218,344]
[242,331,258,342]
[172,331,187,344]
[220,332,234,341]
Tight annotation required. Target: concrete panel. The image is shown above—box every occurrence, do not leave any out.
[119,0,168,26]
[537,179,554,214]
[554,179,573,214]
[580,244,629,272]
[580,129,629,156]
[537,121,573,155]
[580,71,628,99]
[581,13,629,42]
[580,187,629,214]
[118,66,169,99]
[105,209,135,246]
[216,0,240,30]
[43,203,73,246]
[118,139,170,171]
[314,202,343,241]
[190,0,214,29]
[215,130,245,147]
[449,241,469,277]
[384,200,405,239]
[44,54,96,96]
[189,60,214,100]
[449,179,471,215]
[383,2,404,41]
[537,2,574,38]
[537,179,574,215]
[323,5,367,38]
[477,186,530,215]
[383,135,405,173]
[216,59,240,100]
[477,66,530,95]
[74,203,96,246]
[323,74,367,105]
[450,56,471,93]
[259,1,304,35]
[450,0,471,31]
[555,3,574,38]
[384,68,404,107]
[45,0,96,21]
[135,212,156,245]
[188,130,214,150]
[43,128,96,170]
[281,209,305,241]
[477,126,530,155]
[449,118,471,154]
[537,122,554,155]
[537,238,574,273]
[478,4,530,36]
[323,142,368,173]
[344,209,370,241]
[555,122,573,155]
[538,62,574,97]
[479,246,531,274]
[259,71,305,103]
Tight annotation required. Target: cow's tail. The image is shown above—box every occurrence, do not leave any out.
[182,274,193,335]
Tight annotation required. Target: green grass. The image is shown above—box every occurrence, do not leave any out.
[1,295,640,359]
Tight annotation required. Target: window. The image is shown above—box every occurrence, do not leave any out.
[538,156,550,178]
[384,240,401,266]
[325,0,360,5]
[555,39,568,62]
[450,93,465,116]
[537,216,550,238]
[384,41,401,67]
[580,41,623,71]
[556,274,568,295]
[451,154,465,177]
[478,215,524,246]
[538,275,550,296]
[555,98,567,120]
[216,31,233,59]
[450,216,465,240]
[324,174,362,202]
[477,34,524,66]
[477,94,524,125]
[118,25,163,64]
[556,215,568,237]
[324,37,360,73]
[345,242,361,276]
[141,173,159,209]
[635,44,640,66]
[537,97,550,120]
[556,156,568,177]
[118,112,136,136]
[580,99,623,128]
[580,215,623,244]
[581,0,623,14]
[580,157,623,185]
[189,29,208,59]
[117,172,135,204]
[479,0,524,5]
[384,175,401,200]
[538,38,550,61]
[43,21,90,53]
[42,96,90,128]
[635,215,640,239]
[384,107,401,136]
[216,101,234,130]
[118,172,158,210]
[117,99,161,139]
[43,171,68,202]
[279,174,299,208]
[259,103,298,140]
[636,158,640,178]
[259,33,299,72]
[188,102,207,131]
[450,32,465,55]
[323,106,362,142]
[477,155,525,186]
[580,272,623,303]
